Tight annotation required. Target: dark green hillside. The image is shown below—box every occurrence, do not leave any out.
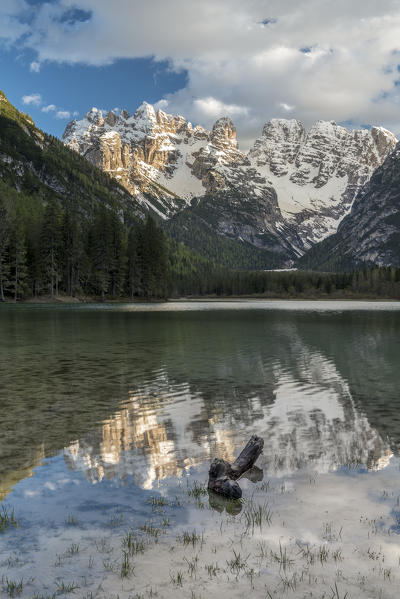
[0,90,143,221]
[164,204,285,270]
[0,91,168,300]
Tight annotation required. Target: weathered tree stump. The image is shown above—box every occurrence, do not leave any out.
[207,435,264,499]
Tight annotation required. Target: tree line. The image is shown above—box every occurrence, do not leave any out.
[0,192,168,301]
[168,262,400,299]
[1,188,400,302]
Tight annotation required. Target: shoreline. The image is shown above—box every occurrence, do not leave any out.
[0,294,399,304]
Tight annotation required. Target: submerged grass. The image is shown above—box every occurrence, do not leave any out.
[170,570,184,587]
[178,530,204,547]
[55,580,80,594]
[120,550,134,578]
[0,506,18,532]
[243,500,272,532]
[330,582,348,599]
[140,522,163,540]
[187,481,208,498]
[122,531,145,555]
[271,542,294,570]
[64,514,79,526]
[227,550,250,574]
[1,576,24,597]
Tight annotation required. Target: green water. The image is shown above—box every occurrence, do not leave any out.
[1,301,400,488]
[0,301,400,598]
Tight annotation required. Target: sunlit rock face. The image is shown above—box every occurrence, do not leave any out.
[63,103,210,216]
[63,350,392,489]
[249,120,397,248]
[63,106,396,258]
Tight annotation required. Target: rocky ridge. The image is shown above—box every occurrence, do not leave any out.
[63,104,396,261]
[249,119,396,247]
[297,141,400,270]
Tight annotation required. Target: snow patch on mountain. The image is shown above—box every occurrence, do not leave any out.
[63,103,397,254]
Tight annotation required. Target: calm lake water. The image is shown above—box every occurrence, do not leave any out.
[1,300,400,598]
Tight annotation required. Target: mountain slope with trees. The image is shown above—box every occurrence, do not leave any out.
[1,91,400,301]
[0,90,170,300]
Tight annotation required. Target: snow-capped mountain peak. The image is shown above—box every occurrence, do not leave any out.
[62,104,397,259]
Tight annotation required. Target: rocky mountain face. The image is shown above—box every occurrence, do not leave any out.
[63,103,210,217]
[0,90,145,229]
[297,142,400,270]
[249,120,396,248]
[63,104,396,265]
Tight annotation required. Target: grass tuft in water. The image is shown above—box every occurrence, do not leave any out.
[55,580,80,594]
[187,481,208,498]
[122,531,145,555]
[149,496,168,508]
[0,506,18,533]
[205,562,220,578]
[1,576,24,597]
[227,550,249,574]
[140,522,162,540]
[170,570,184,587]
[64,514,79,526]
[108,513,124,528]
[271,542,294,570]
[64,543,79,556]
[243,500,272,532]
[120,550,134,578]
[184,555,199,577]
[280,572,297,592]
[330,582,348,599]
[94,538,113,554]
[178,530,203,547]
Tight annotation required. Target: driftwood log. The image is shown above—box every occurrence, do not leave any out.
[207,434,264,499]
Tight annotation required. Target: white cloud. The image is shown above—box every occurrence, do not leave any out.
[41,104,56,113]
[154,99,169,111]
[5,1,400,146]
[279,103,295,112]
[29,61,41,73]
[73,111,79,116]
[193,97,249,119]
[56,110,71,119]
[0,1,29,46]
[22,93,42,106]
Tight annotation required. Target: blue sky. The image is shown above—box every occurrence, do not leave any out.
[1,49,186,138]
[1,1,400,147]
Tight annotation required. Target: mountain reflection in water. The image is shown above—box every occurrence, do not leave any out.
[64,348,392,489]
[0,304,399,499]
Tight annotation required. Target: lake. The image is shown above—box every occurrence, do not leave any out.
[1,300,400,598]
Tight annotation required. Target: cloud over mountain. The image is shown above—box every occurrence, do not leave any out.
[3,0,400,148]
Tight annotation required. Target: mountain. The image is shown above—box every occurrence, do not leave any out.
[0,90,145,222]
[63,104,396,266]
[0,90,251,300]
[0,90,168,300]
[297,142,400,271]
[248,119,396,247]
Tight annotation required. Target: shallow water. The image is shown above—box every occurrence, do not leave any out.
[1,300,400,598]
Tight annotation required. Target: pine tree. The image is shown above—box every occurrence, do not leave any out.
[0,197,10,301]
[108,206,127,297]
[140,216,168,299]
[9,210,28,301]
[127,226,142,300]
[40,198,62,298]
[62,200,85,297]
[89,206,112,301]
